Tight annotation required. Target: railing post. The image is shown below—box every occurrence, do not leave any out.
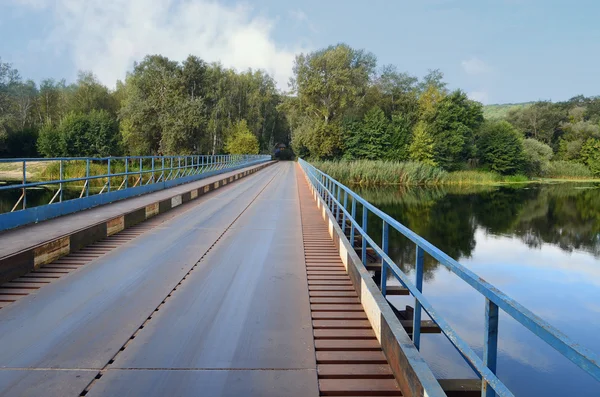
[139,158,142,185]
[413,245,425,349]
[381,221,389,296]
[361,205,368,265]
[86,159,90,196]
[342,191,348,234]
[124,158,129,189]
[151,157,155,183]
[59,159,64,202]
[22,160,26,210]
[107,158,111,192]
[350,198,357,247]
[335,183,341,223]
[483,298,499,397]
[161,157,164,181]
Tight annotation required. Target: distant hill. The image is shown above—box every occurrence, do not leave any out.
[483,102,534,120]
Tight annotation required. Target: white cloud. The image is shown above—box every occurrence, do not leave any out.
[468,90,489,104]
[461,56,490,75]
[12,0,301,90]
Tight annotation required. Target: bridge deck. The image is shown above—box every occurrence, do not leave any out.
[0,162,402,396]
[0,161,272,261]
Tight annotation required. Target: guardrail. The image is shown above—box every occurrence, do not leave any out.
[298,158,600,397]
[0,155,270,230]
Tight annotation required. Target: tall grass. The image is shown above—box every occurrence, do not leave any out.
[309,160,531,186]
[543,161,593,179]
[310,160,448,186]
[39,159,162,188]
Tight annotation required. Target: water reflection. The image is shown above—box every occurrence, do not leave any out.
[355,183,600,396]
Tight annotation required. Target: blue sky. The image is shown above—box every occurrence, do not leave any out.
[1,0,599,104]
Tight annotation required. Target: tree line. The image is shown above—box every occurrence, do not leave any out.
[0,55,287,158]
[1,45,600,177]
[286,44,600,177]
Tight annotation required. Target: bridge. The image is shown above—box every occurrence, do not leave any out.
[0,156,598,397]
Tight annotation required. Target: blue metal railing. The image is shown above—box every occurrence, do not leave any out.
[299,158,600,397]
[0,155,270,230]
[1,155,269,211]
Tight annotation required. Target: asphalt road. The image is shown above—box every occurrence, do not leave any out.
[0,162,318,397]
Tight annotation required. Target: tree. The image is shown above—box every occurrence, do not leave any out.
[507,101,566,144]
[225,120,259,154]
[425,90,483,170]
[38,110,120,157]
[580,138,600,176]
[522,138,553,176]
[37,123,63,157]
[345,107,390,160]
[68,71,118,115]
[477,121,525,175]
[288,44,376,158]
[409,121,436,166]
[386,114,412,160]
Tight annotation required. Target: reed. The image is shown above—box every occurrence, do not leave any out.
[310,160,531,186]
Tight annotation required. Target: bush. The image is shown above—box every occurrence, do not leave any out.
[225,120,259,154]
[544,161,593,179]
[37,110,120,157]
[477,120,525,175]
[37,124,63,157]
[522,138,553,176]
[5,127,39,157]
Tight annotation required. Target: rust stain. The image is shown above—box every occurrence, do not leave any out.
[33,237,70,268]
[145,203,159,218]
[107,216,125,236]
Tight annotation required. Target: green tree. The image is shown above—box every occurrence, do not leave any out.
[38,110,120,157]
[345,107,390,160]
[507,101,566,145]
[37,123,63,157]
[477,120,525,175]
[67,71,118,115]
[425,90,483,170]
[522,138,553,176]
[225,120,259,154]
[289,44,376,158]
[580,138,600,176]
[409,121,436,166]
[386,114,412,160]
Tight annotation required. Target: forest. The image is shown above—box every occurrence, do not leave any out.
[1,43,600,181]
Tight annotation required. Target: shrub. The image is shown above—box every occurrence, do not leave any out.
[580,138,600,176]
[225,120,259,155]
[477,120,525,175]
[522,138,553,176]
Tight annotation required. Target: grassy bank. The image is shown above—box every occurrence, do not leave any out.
[0,159,160,188]
[309,160,599,186]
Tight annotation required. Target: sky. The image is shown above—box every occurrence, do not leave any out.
[1,0,599,105]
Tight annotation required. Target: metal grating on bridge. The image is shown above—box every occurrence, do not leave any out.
[297,168,403,397]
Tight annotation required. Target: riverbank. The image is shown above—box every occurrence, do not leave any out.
[309,160,600,186]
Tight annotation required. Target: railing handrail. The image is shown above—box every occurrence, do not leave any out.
[0,155,271,215]
[0,154,238,163]
[298,158,600,397]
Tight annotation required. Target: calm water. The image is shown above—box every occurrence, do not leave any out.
[0,184,81,214]
[355,183,600,396]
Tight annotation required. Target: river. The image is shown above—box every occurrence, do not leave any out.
[355,182,600,396]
